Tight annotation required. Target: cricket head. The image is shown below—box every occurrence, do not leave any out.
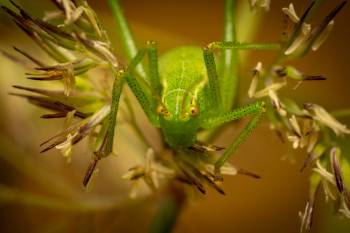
[157,89,201,149]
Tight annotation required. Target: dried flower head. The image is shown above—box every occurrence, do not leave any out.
[282,1,346,57]
[247,3,349,227]
[1,0,123,187]
[250,0,270,11]
[0,1,348,233]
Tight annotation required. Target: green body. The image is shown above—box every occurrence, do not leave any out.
[158,46,210,148]
[106,0,290,232]
[108,0,272,172]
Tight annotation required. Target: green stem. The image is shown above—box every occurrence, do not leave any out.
[236,1,264,43]
[331,109,350,118]
[107,0,146,78]
[124,94,151,148]
[0,184,139,212]
[236,0,268,78]
[233,42,280,50]
[221,0,238,110]
[149,185,185,233]
[223,0,236,45]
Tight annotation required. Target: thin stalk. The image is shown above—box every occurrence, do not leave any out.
[107,0,146,78]
[237,1,264,43]
[233,42,280,50]
[331,109,350,118]
[124,94,151,148]
[236,1,267,78]
[148,184,185,233]
[0,184,139,212]
[220,0,238,110]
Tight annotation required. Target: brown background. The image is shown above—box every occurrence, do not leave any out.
[0,0,349,233]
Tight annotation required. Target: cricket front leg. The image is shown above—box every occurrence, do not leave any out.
[106,41,162,155]
[83,68,125,187]
[101,43,161,153]
[83,42,162,186]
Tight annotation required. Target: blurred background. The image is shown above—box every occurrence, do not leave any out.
[0,0,349,232]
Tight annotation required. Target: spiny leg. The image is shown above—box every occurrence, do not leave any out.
[102,41,162,157]
[84,41,162,186]
[104,42,161,152]
[208,42,280,51]
[203,0,239,113]
[201,101,264,129]
[200,101,266,177]
[203,47,223,111]
[124,41,162,125]
[205,39,279,114]
[147,41,162,97]
[84,68,125,187]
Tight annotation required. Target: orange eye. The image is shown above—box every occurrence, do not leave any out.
[190,106,199,116]
[157,105,165,114]
[157,105,170,117]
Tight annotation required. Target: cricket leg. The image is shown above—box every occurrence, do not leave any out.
[83,42,162,186]
[203,46,223,112]
[200,101,266,178]
[125,41,162,124]
[83,68,124,187]
[204,40,277,115]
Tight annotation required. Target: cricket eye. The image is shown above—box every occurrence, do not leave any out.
[190,106,199,116]
[157,105,169,116]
